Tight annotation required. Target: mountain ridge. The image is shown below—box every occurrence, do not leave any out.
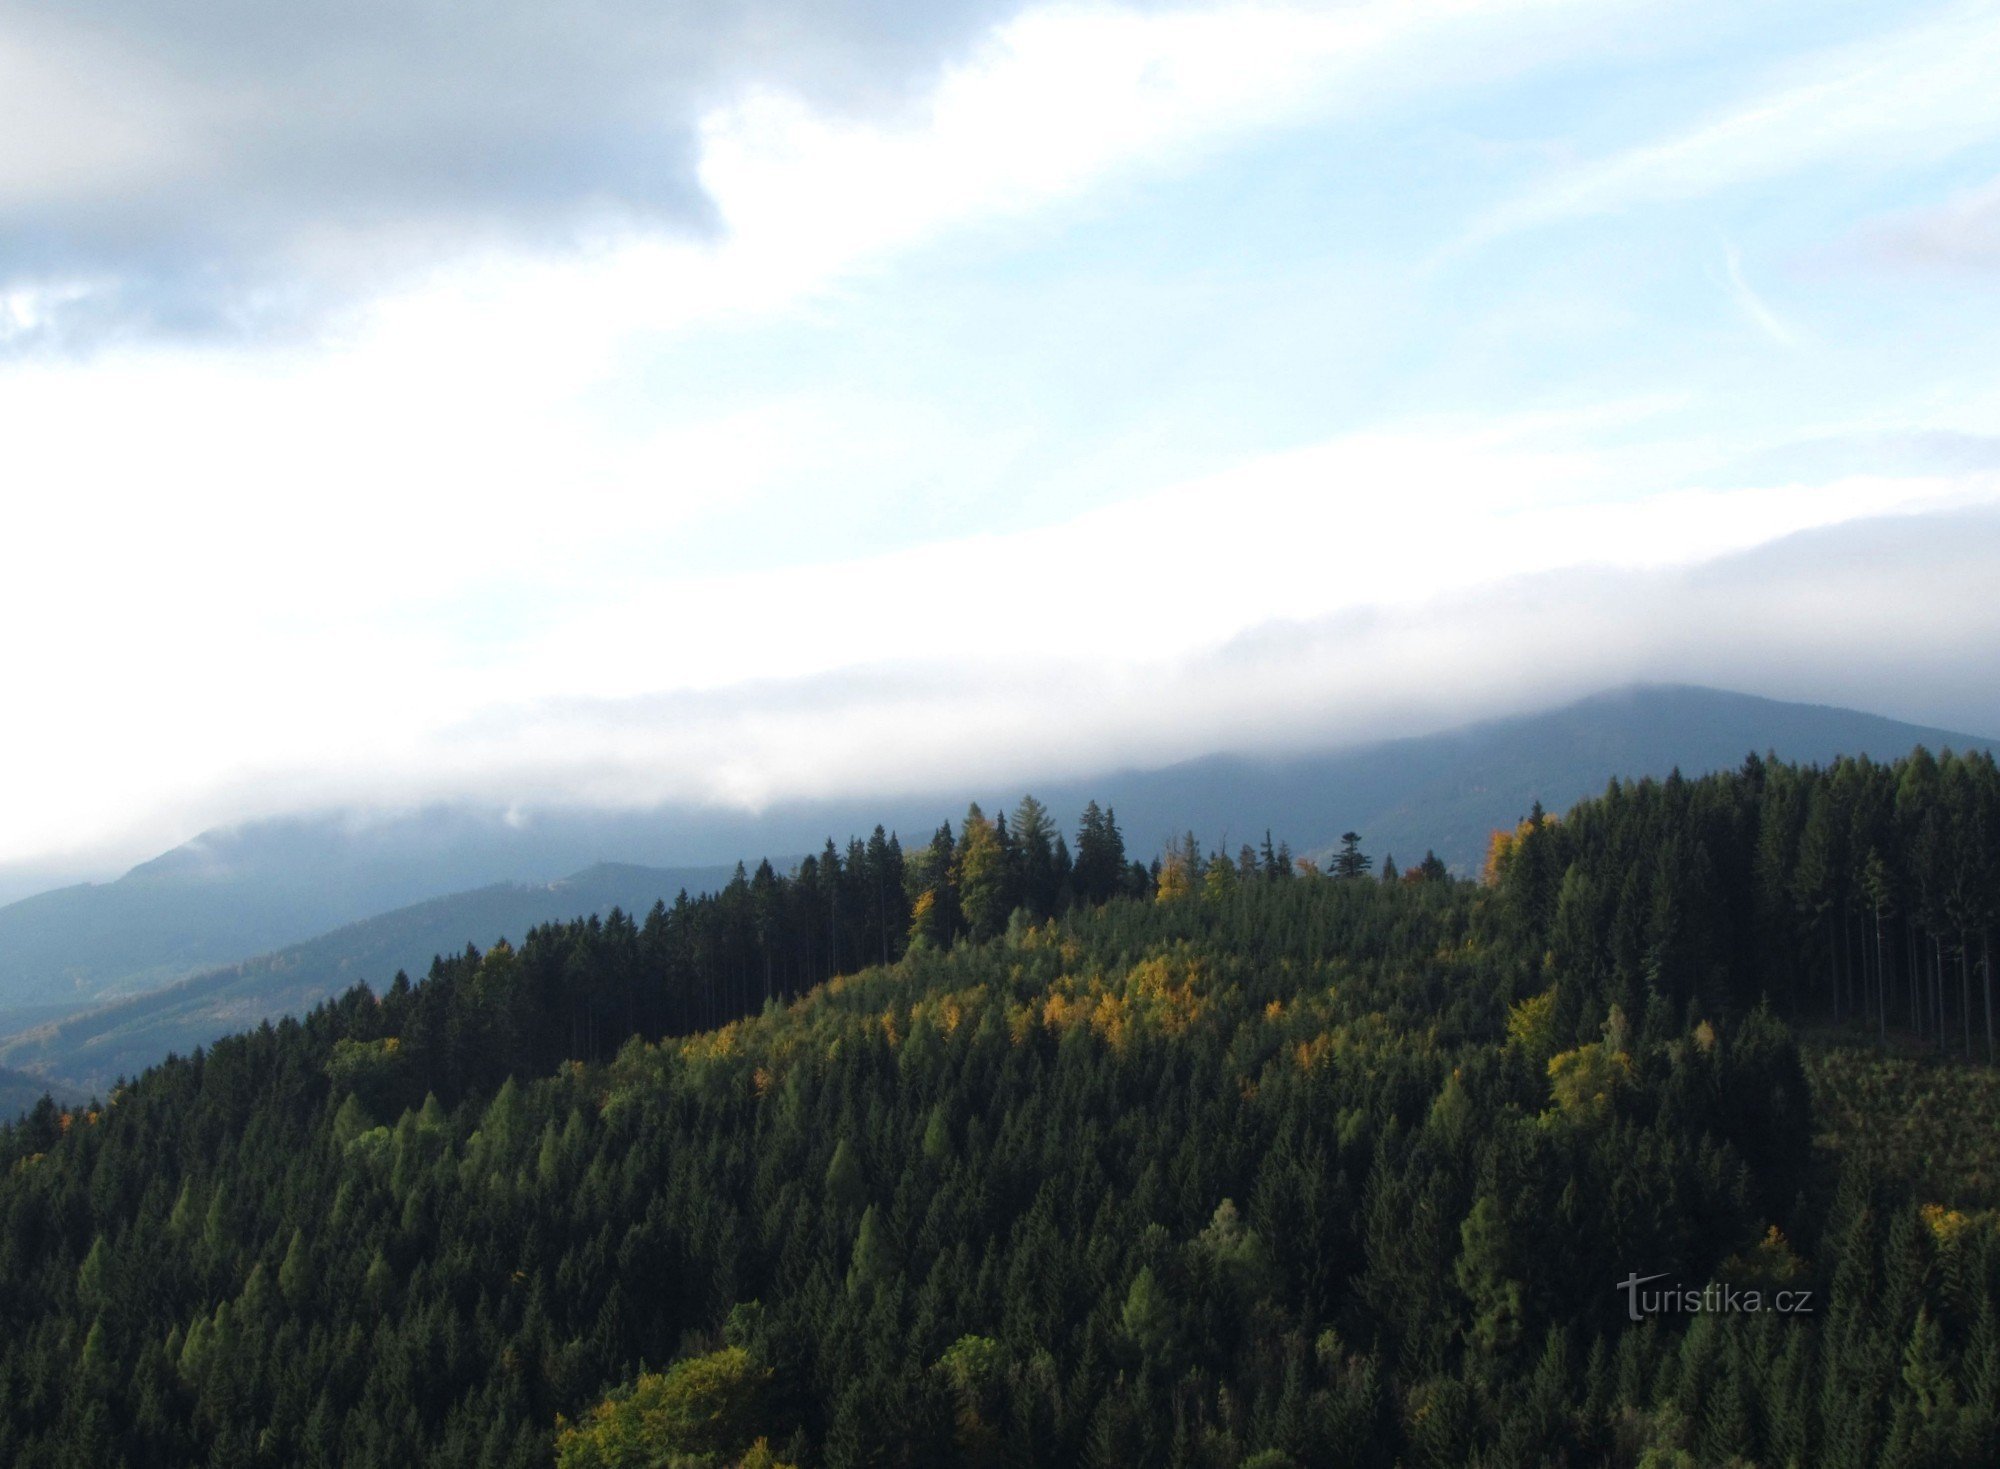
[0,684,1989,1057]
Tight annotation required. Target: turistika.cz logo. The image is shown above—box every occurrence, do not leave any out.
[1616,1272,1814,1322]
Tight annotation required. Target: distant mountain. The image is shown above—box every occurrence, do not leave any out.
[1083,684,2000,875]
[1,684,1989,1037]
[0,861,738,1093]
[0,809,738,1025]
[0,1064,84,1122]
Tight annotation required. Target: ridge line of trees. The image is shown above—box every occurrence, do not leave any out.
[1487,747,1999,1062]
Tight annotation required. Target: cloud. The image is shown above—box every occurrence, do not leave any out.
[0,0,1029,344]
[88,505,1995,878]
[1703,430,2000,486]
[7,0,1998,878]
[1858,173,2000,269]
[1466,1,2000,241]
[0,0,1666,346]
[11,403,1992,872]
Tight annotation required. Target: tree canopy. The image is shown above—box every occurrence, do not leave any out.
[1,764,1996,1466]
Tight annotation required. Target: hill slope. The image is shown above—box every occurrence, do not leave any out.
[0,1065,83,1121]
[0,861,737,1092]
[0,810,712,1025]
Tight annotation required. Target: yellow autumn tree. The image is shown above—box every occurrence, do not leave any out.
[1505,989,1559,1058]
[906,889,945,951]
[1545,1007,1633,1123]
[1482,812,1557,887]
[1481,823,1522,887]
[553,1346,772,1469]
[1156,834,1197,903]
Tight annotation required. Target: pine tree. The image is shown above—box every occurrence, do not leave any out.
[955,806,1010,942]
[1332,833,1372,880]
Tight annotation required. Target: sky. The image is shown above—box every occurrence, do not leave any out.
[3,0,2000,878]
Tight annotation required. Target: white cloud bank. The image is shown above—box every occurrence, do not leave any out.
[9,411,1994,871]
[5,0,1999,879]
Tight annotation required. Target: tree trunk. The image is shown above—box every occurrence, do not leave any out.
[1984,930,1994,1067]
[1935,935,1947,1053]
[1848,905,1861,1026]
[1908,921,1922,1038]
[1875,911,1888,1045]
[1963,932,1974,1062]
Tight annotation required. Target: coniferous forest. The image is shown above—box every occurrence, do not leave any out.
[2,757,1998,1467]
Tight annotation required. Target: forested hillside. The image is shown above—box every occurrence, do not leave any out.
[1485,746,1999,1060]
[1,763,1995,1467]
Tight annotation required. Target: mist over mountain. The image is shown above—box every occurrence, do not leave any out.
[0,684,1989,1045]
